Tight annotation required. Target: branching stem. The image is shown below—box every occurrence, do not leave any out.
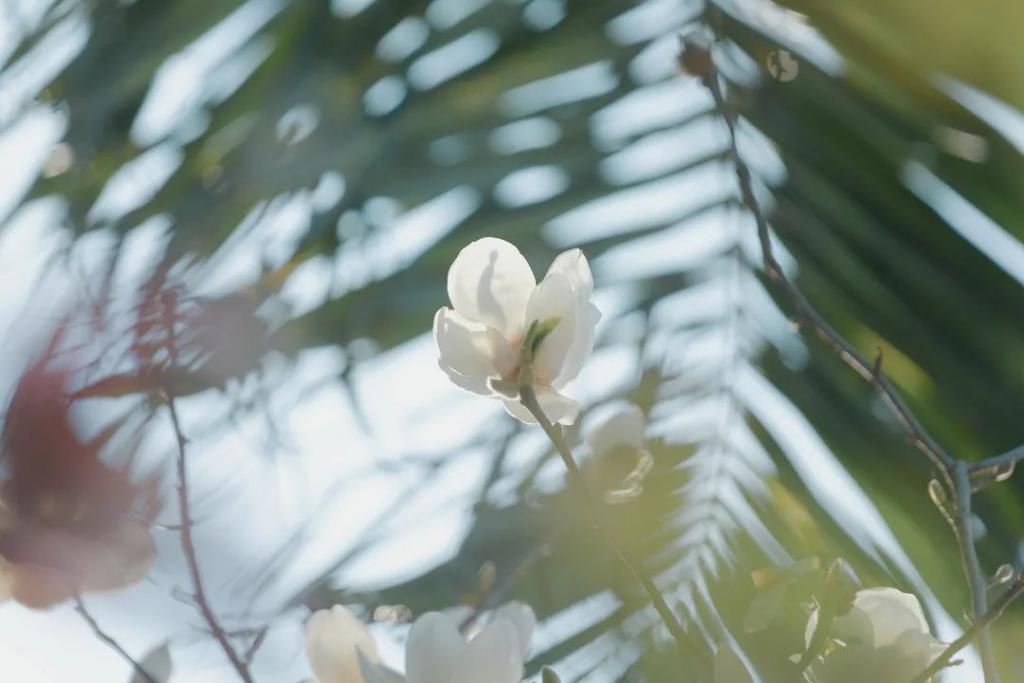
[519,384,713,680]
[75,594,158,683]
[161,292,254,683]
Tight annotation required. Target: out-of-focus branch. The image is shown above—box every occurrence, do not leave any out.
[970,443,1024,477]
[160,291,254,683]
[910,573,1024,683]
[74,594,157,683]
[692,47,956,486]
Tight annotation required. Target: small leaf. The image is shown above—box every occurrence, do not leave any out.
[488,378,520,398]
[129,643,172,683]
[529,316,562,355]
[713,645,755,683]
[542,667,563,683]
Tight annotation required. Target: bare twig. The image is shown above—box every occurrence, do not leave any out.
[160,292,254,683]
[519,385,713,680]
[910,574,1024,683]
[75,594,158,683]
[698,65,956,487]
[689,42,1007,680]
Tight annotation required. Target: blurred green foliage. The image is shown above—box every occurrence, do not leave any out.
[5,0,1024,679]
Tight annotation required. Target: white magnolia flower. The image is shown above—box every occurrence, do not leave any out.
[433,237,600,425]
[807,587,946,683]
[405,602,535,683]
[305,602,535,683]
[583,402,646,456]
[305,605,381,683]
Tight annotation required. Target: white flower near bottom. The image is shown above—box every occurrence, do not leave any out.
[806,587,946,683]
[305,602,535,683]
[433,237,600,425]
[306,605,381,683]
[405,602,535,683]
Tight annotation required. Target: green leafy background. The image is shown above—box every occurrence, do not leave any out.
[2,0,1024,680]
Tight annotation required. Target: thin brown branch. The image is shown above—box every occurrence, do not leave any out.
[910,574,1024,683]
[698,64,955,486]
[75,594,158,683]
[688,41,1006,680]
[970,443,1024,476]
[160,292,254,683]
[519,385,714,681]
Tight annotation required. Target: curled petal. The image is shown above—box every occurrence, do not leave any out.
[433,308,515,394]
[546,248,594,299]
[453,618,523,683]
[816,603,874,649]
[406,612,466,683]
[584,402,646,455]
[305,605,379,683]
[490,602,536,659]
[447,238,536,339]
[552,301,599,388]
[848,587,930,648]
[503,388,579,426]
[525,274,577,385]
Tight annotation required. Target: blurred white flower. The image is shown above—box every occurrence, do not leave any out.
[305,605,381,683]
[583,402,646,456]
[405,602,535,683]
[305,602,536,683]
[807,587,946,683]
[433,237,600,425]
[584,402,654,503]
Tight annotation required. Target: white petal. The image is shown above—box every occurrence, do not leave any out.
[713,645,755,683]
[546,248,594,299]
[503,388,580,425]
[490,602,536,659]
[828,605,875,649]
[406,612,466,683]
[552,301,599,388]
[525,273,577,385]
[851,587,930,647]
[453,618,523,683]
[305,605,378,683]
[433,308,516,394]
[892,629,946,667]
[447,238,536,339]
[583,402,645,455]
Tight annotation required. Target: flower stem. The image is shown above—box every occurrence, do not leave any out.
[519,385,713,679]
